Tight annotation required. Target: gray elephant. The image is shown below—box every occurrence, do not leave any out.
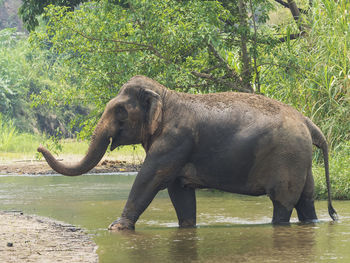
[38,75,337,230]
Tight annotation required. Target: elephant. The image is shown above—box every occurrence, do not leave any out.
[38,75,338,230]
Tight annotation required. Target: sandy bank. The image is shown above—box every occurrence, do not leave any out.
[0,159,140,175]
[0,211,98,263]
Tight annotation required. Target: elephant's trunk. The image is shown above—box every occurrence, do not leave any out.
[37,122,110,176]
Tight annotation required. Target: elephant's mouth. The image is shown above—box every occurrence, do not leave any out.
[110,137,118,151]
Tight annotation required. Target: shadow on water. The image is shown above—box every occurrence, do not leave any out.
[0,174,350,262]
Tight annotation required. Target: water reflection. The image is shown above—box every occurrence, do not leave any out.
[101,223,323,263]
[169,229,199,262]
[103,228,199,263]
[272,224,317,262]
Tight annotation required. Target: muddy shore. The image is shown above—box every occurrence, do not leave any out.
[0,159,141,175]
[0,159,141,262]
[0,211,98,263]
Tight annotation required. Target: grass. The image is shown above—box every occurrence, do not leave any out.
[0,136,145,164]
[0,115,41,160]
[314,141,350,200]
[0,114,145,163]
[262,0,350,149]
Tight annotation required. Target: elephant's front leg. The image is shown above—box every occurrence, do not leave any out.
[108,136,193,231]
[168,178,196,228]
[108,166,164,230]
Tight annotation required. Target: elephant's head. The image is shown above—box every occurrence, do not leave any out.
[37,76,164,176]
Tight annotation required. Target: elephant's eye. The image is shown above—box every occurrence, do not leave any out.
[115,106,128,121]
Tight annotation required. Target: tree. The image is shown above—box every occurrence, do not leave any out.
[19,0,86,31]
[29,0,349,145]
[19,0,131,32]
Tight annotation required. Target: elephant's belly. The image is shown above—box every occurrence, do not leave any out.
[184,128,275,194]
[179,163,207,189]
[179,162,265,195]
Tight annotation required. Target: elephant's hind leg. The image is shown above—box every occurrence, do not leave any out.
[267,165,307,224]
[271,200,293,224]
[295,169,318,223]
[168,178,196,228]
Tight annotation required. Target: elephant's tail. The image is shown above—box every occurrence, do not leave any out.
[305,117,338,221]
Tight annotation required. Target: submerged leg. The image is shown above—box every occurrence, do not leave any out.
[268,171,304,224]
[168,178,196,228]
[295,169,318,222]
[108,136,193,231]
[272,200,293,224]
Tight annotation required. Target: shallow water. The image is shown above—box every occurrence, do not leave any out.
[0,174,350,262]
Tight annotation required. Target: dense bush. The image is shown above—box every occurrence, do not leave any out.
[28,0,349,146]
[0,28,32,130]
[262,0,349,148]
[314,142,350,200]
[0,28,87,136]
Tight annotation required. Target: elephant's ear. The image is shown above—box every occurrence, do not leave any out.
[141,89,163,135]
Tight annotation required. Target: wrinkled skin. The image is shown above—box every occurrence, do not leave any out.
[38,75,337,230]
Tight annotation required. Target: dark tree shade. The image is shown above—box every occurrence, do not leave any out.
[19,0,131,31]
[19,0,86,31]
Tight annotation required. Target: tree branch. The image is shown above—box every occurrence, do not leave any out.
[207,43,253,93]
[274,0,289,8]
[287,0,311,33]
[287,0,302,25]
[202,65,221,74]
[273,0,308,14]
[67,25,168,62]
[191,71,252,93]
[84,47,152,54]
[278,31,306,42]
[208,43,241,81]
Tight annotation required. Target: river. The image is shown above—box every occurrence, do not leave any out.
[0,173,349,262]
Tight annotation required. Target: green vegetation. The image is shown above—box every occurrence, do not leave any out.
[0,112,61,159]
[314,142,350,200]
[25,0,349,145]
[0,114,36,152]
[0,28,34,131]
[0,0,349,198]
[0,26,87,137]
[0,113,145,161]
[262,0,350,148]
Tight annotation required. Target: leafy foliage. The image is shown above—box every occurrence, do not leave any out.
[0,27,86,136]
[0,112,63,157]
[261,0,350,147]
[30,0,238,136]
[314,142,350,200]
[19,0,84,31]
[29,0,349,146]
[0,113,18,152]
[0,28,33,130]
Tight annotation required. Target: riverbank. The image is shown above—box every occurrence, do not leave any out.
[0,158,141,175]
[0,211,98,263]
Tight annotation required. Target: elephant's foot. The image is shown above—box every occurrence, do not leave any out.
[298,219,319,224]
[108,218,135,231]
[179,218,196,228]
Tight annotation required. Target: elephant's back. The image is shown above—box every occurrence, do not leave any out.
[178,91,298,118]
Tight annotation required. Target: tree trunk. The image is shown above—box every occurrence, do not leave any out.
[238,0,253,93]
[287,0,309,32]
